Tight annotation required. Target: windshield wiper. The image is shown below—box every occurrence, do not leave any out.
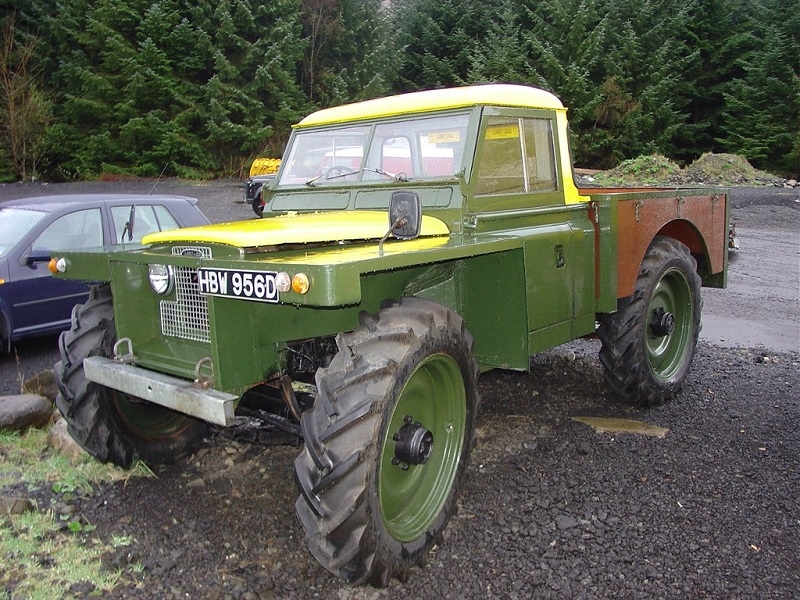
[306,167,408,186]
[305,168,358,186]
[363,167,408,182]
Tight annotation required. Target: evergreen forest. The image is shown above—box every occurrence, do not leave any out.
[1,0,798,182]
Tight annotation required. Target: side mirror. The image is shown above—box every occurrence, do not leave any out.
[388,191,421,240]
[24,249,52,266]
[379,191,422,257]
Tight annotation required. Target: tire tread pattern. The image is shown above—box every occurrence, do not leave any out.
[597,236,702,407]
[55,284,208,467]
[294,297,480,585]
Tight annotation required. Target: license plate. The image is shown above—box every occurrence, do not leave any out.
[197,268,279,303]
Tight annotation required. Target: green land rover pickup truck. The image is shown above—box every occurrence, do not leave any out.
[51,84,728,585]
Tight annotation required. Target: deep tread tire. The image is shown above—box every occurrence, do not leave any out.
[598,236,702,407]
[294,297,480,586]
[54,284,209,468]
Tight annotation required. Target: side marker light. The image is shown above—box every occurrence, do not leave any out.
[291,273,310,295]
[49,258,68,273]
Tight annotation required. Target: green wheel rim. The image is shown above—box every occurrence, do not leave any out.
[378,352,467,542]
[112,392,194,439]
[646,267,694,381]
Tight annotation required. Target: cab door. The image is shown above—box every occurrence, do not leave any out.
[469,110,595,349]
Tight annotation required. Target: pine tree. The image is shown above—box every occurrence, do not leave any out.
[717,0,800,175]
[392,0,496,91]
[35,0,307,179]
[465,0,531,85]
[301,0,392,106]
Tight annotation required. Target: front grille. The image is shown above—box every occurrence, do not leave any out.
[159,247,211,342]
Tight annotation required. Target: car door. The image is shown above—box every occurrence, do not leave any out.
[9,207,103,337]
[469,111,595,348]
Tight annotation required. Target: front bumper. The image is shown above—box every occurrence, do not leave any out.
[84,356,238,426]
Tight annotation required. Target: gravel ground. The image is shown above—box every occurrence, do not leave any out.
[1,180,798,598]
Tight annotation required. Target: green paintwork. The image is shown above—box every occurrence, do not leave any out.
[51,88,728,407]
[378,352,467,542]
[590,198,620,313]
[646,266,695,380]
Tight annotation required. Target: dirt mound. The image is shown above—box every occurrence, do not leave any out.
[682,152,780,185]
[591,153,785,187]
[592,154,683,186]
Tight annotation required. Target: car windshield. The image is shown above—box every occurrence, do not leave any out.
[278,112,470,186]
[0,207,46,258]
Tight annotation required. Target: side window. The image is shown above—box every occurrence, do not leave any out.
[153,205,179,231]
[523,118,557,191]
[111,205,179,243]
[475,117,557,196]
[32,209,103,251]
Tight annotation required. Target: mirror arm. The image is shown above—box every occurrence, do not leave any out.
[378,217,408,257]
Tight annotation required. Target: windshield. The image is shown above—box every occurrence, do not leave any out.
[278,112,470,186]
[0,207,46,258]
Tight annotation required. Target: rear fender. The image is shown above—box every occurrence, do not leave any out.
[615,193,728,298]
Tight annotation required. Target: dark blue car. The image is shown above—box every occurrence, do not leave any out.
[0,194,209,352]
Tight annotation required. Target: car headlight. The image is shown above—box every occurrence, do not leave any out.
[148,264,174,295]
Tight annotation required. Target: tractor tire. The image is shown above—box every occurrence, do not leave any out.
[54,284,209,468]
[598,236,702,407]
[294,297,480,586]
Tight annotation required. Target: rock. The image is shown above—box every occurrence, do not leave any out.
[0,496,35,515]
[21,370,59,403]
[46,416,87,461]
[0,394,53,431]
[556,515,580,530]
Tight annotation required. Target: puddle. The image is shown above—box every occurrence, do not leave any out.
[570,417,669,438]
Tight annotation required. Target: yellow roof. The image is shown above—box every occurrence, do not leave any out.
[296,84,565,128]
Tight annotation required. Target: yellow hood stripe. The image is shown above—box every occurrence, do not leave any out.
[142,211,450,248]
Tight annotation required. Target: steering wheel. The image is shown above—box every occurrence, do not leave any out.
[325,165,352,180]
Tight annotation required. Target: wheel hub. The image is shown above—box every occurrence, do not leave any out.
[392,415,433,470]
[650,307,675,337]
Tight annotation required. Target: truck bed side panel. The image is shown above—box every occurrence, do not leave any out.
[587,189,728,301]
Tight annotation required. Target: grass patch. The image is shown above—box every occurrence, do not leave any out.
[592,154,682,186]
[0,428,150,598]
[0,509,121,599]
[0,428,127,491]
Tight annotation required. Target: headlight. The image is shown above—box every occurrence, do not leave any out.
[148,264,174,295]
[275,271,291,293]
